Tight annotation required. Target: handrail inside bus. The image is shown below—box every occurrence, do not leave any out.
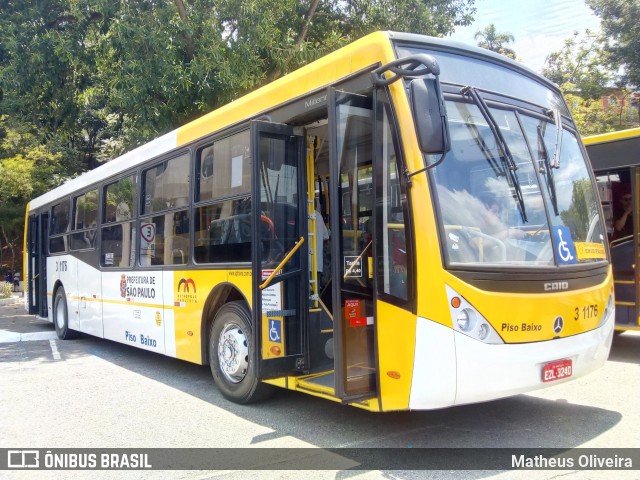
[259,236,305,290]
[610,235,633,247]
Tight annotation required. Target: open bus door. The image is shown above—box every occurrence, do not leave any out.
[27,213,48,317]
[597,166,639,330]
[631,167,640,328]
[329,89,378,402]
[251,121,310,378]
[620,166,640,329]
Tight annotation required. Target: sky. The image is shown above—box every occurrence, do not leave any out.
[447,0,601,72]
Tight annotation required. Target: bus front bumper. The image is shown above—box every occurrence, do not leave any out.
[409,312,614,410]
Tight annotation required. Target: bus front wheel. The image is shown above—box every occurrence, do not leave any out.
[53,287,78,340]
[208,301,274,403]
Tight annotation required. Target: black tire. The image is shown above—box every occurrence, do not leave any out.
[209,301,274,404]
[53,287,79,340]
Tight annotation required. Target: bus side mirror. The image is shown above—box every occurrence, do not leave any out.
[410,78,450,155]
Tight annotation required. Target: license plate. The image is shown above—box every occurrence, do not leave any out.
[542,359,573,382]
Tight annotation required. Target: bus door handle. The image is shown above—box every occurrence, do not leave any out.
[259,236,305,290]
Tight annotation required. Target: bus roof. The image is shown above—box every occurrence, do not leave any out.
[584,127,640,171]
[583,127,640,146]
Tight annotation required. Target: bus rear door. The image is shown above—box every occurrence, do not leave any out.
[27,212,48,318]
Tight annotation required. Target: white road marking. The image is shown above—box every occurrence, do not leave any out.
[49,339,61,360]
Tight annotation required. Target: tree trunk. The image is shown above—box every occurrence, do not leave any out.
[173,0,195,61]
[295,0,321,46]
[1,226,15,274]
[267,0,321,82]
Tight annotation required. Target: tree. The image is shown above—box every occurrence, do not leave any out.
[0,118,67,272]
[0,0,478,270]
[543,29,638,134]
[542,30,613,99]
[560,83,619,136]
[474,23,516,59]
[1,0,478,161]
[587,0,640,88]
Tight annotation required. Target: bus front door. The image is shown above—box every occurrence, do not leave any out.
[251,121,310,378]
[330,89,377,401]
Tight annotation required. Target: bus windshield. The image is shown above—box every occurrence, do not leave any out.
[429,98,606,268]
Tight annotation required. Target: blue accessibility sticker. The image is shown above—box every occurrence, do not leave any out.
[268,319,282,343]
[552,226,578,265]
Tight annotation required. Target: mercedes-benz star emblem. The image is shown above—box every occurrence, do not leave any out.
[553,316,564,335]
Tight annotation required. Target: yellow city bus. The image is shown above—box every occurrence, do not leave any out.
[585,128,640,332]
[24,31,614,411]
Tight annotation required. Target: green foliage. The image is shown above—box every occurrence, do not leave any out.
[543,28,639,136]
[588,0,640,88]
[0,282,13,299]
[474,24,516,59]
[0,118,70,271]
[0,121,67,206]
[542,30,613,99]
[560,83,619,136]
[1,0,477,161]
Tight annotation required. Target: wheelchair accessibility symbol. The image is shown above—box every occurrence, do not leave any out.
[552,226,577,265]
[269,319,282,343]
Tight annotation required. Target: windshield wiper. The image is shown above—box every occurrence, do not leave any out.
[536,124,559,216]
[461,86,527,223]
[550,108,563,168]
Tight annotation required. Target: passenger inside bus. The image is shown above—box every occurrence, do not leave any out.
[613,188,633,240]
[314,201,330,289]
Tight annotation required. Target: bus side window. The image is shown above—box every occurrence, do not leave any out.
[194,197,252,263]
[194,130,252,264]
[140,154,190,266]
[70,189,98,250]
[49,200,70,254]
[101,223,134,267]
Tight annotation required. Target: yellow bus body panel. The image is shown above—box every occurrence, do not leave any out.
[376,301,417,411]
[171,269,252,363]
[443,268,613,342]
[23,202,30,293]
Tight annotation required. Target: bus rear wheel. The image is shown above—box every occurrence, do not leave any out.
[53,287,79,340]
[209,301,274,404]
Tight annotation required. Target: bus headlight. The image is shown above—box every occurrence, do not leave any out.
[446,285,504,344]
[478,323,489,341]
[456,309,475,331]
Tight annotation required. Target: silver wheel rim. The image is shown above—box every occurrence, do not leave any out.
[55,296,66,330]
[218,322,249,384]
